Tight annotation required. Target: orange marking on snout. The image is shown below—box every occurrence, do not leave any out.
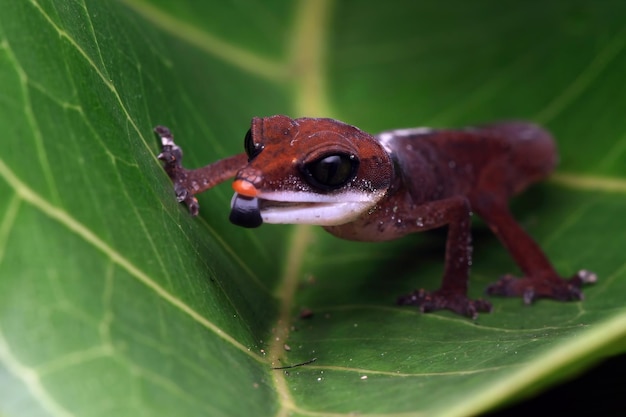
[232,179,259,197]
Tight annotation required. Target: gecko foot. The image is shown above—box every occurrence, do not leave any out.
[486,269,597,304]
[154,126,200,216]
[398,289,492,319]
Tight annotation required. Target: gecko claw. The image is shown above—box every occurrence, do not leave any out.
[155,126,183,166]
[522,287,536,305]
[570,269,598,286]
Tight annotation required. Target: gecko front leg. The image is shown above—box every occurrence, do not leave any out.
[155,126,248,216]
[396,196,492,318]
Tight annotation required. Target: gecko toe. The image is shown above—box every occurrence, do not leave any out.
[398,289,492,319]
[486,272,595,303]
[569,269,598,286]
[155,126,183,167]
[155,126,202,216]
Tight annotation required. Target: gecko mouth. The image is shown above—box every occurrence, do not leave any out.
[229,193,373,228]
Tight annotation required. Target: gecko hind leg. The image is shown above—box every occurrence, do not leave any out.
[472,196,597,305]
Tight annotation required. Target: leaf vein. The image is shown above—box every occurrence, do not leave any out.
[35,345,114,377]
[2,37,61,205]
[0,193,20,267]
[549,172,626,193]
[0,331,75,417]
[0,158,262,362]
[534,27,626,123]
[309,363,519,378]
[117,0,288,82]
[28,0,156,172]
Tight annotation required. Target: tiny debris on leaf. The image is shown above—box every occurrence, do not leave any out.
[299,308,313,319]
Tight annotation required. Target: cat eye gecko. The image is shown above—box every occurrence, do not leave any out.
[154,115,596,318]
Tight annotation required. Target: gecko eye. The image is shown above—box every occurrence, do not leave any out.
[302,153,359,190]
[244,129,263,161]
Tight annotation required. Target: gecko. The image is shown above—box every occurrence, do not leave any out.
[155,115,595,318]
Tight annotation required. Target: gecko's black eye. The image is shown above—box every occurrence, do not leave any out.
[302,153,359,190]
[244,129,263,161]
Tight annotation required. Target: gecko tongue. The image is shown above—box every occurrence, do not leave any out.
[229,194,263,228]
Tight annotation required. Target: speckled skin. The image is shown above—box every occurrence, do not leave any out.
[156,116,595,318]
[325,121,557,241]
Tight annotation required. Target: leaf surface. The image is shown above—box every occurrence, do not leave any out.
[1,1,625,416]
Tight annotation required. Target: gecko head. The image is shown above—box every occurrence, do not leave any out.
[228,115,394,228]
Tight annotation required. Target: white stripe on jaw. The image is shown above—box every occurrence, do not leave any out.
[258,190,379,203]
[229,189,385,226]
[261,201,372,226]
[376,127,433,153]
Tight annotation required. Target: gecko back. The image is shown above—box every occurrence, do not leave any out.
[378,121,557,201]
[473,121,557,196]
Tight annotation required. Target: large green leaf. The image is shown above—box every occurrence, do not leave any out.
[1,1,625,416]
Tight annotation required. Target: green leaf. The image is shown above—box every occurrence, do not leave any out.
[1,1,625,416]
